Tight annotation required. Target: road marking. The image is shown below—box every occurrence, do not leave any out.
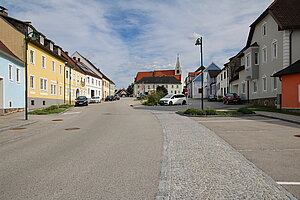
[195,119,280,123]
[277,182,300,185]
[238,149,300,152]
[62,112,81,115]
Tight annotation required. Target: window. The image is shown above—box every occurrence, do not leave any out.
[87,77,90,84]
[40,36,44,45]
[224,71,226,79]
[50,84,56,95]
[16,68,21,83]
[273,77,278,90]
[92,78,94,85]
[43,101,46,105]
[66,70,69,79]
[177,85,179,88]
[9,64,13,81]
[30,49,35,64]
[50,42,53,51]
[31,100,34,105]
[40,78,47,91]
[262,22,267,36]
[253,80,257,93]
[52,61,55,72]
[221,74,223,81]
[254,52,259,65]
[175,91,177,94]
[262,46,267,63]
[242,82,246,94]
[272,40,278,59]
[59,64,62,75]
[59,86,62,96]
[245,53,251,68]
[262,76,267,91]
[172,85,174,88]
[30,75,35,89]
[9,101,12,107]
[148,85,150,89]
[42,55,46,69]
[171,90,173,94]
[166,85,168,88]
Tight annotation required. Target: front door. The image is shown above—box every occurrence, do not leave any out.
[91,90,95,98]
[76,89,79,98]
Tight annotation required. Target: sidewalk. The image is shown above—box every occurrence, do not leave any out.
[154,111,296,199]
[0,111,38,132]
[255,111,300,125]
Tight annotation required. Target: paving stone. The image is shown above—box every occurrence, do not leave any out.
[154,111,297,200]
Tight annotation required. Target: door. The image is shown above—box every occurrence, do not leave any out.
[91,90,95,98]
[76,89,79,98]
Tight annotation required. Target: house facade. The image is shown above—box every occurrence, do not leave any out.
[227,0,300,107]
[134,55,182,96]
[216,66,229,98]
[0,41,24,115]
[203,63,221,98]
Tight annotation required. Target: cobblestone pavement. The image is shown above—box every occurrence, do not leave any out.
[153,111,297,200]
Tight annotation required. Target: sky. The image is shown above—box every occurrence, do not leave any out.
[1,0,274,88]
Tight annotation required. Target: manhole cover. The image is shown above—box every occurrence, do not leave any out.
[52,119,63,121]
[10,127,26,130]
[294,135,300,138]
[65,128,80,131]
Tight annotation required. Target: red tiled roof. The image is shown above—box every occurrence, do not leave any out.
[0,41,22,62]
[135,70,181,82]
[188,72,201,77]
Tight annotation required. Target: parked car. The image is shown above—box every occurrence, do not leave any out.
[223,93,241,104]
[90,96,101,103]
[105,96,115,101]
[114,95,120,100]
[208,94,217,102]
[137,94,147,100]
[159,94,187,106]
[75,96,88,106]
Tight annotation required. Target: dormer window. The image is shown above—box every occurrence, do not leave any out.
[50,42,53,51]
[28,27,33,35]
[40,36,44,45]
[58,48,61,56]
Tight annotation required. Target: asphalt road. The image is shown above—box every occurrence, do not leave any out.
[192,115,300,199]
[0,99,163,200]
[134,98,251,112]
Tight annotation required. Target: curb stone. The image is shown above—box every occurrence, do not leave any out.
[0,120,38,132]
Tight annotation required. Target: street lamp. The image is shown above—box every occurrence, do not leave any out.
[24,30,39,120]
[195,37,204,110]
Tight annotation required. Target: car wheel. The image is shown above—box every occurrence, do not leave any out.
[169,101,173,106]
[182,100,186,105]
[223,101,226,104]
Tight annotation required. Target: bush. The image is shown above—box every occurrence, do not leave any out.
[237,107,255,114]
[183,107,217,115]
[142,92,165,106]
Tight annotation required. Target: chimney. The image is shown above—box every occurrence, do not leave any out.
[77,58,80,62]
[0,6,8,16]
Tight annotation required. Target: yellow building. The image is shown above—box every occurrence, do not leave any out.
[62,51,86,104]
[102,76,110,99]
[1,12,67,109]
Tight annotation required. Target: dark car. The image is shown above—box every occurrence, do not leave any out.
[75,96,88,106]
[105,96,114,101]
[208,94,217,102]
[223,93,241,104]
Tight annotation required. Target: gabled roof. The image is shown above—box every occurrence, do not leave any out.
[135,76,181,84]
[188,72,201,77]
[74,60,101,79]
[0,41,22,62]
[204,62,220,72]
[273,59,300,77]
[246,0,300,47]
[135,70,181,82]
[62,51,86,75]
[195,65,206,72]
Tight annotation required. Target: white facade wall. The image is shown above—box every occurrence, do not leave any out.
[85,75,102,99]
[216,69,228,97]
[134,83,182,96]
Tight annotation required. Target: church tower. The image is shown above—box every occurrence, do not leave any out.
[175,54,182,76]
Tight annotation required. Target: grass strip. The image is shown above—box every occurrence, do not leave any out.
[29,104,73,115]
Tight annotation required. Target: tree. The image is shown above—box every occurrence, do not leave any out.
[156,85,168,95]
[126,83,134,95]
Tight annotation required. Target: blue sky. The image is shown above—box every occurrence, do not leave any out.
[1,0,273,88]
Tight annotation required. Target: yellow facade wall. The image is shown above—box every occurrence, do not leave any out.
[65,67,86,103]
[0,17,24,61]
[27,42,65,101]
[102,78,110,99]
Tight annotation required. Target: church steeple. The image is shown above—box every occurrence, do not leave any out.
[175,54,182,75]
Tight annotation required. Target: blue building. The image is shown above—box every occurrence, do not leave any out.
[0,41,24,115]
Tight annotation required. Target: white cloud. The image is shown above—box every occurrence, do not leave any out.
[2,0,273,88]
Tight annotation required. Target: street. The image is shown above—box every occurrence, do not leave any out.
[0,98,299,199]
[0,99,162,200]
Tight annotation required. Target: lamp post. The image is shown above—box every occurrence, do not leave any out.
[24,30,39,120]
[195,37,204,110]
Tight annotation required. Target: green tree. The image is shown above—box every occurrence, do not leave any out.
[126,83,134,95]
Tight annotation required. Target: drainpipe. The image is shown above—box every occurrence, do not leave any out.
[24,34,28,120]
[69,66,71,105]
[289,30,294,65]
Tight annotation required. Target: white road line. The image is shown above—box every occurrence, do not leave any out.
[238,149,300,152]
[62,112,81,115]
[277,182,300,185]
[195,119,280,123]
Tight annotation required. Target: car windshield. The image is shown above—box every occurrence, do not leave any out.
[77,96,86,100]
[163,94,173,99]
